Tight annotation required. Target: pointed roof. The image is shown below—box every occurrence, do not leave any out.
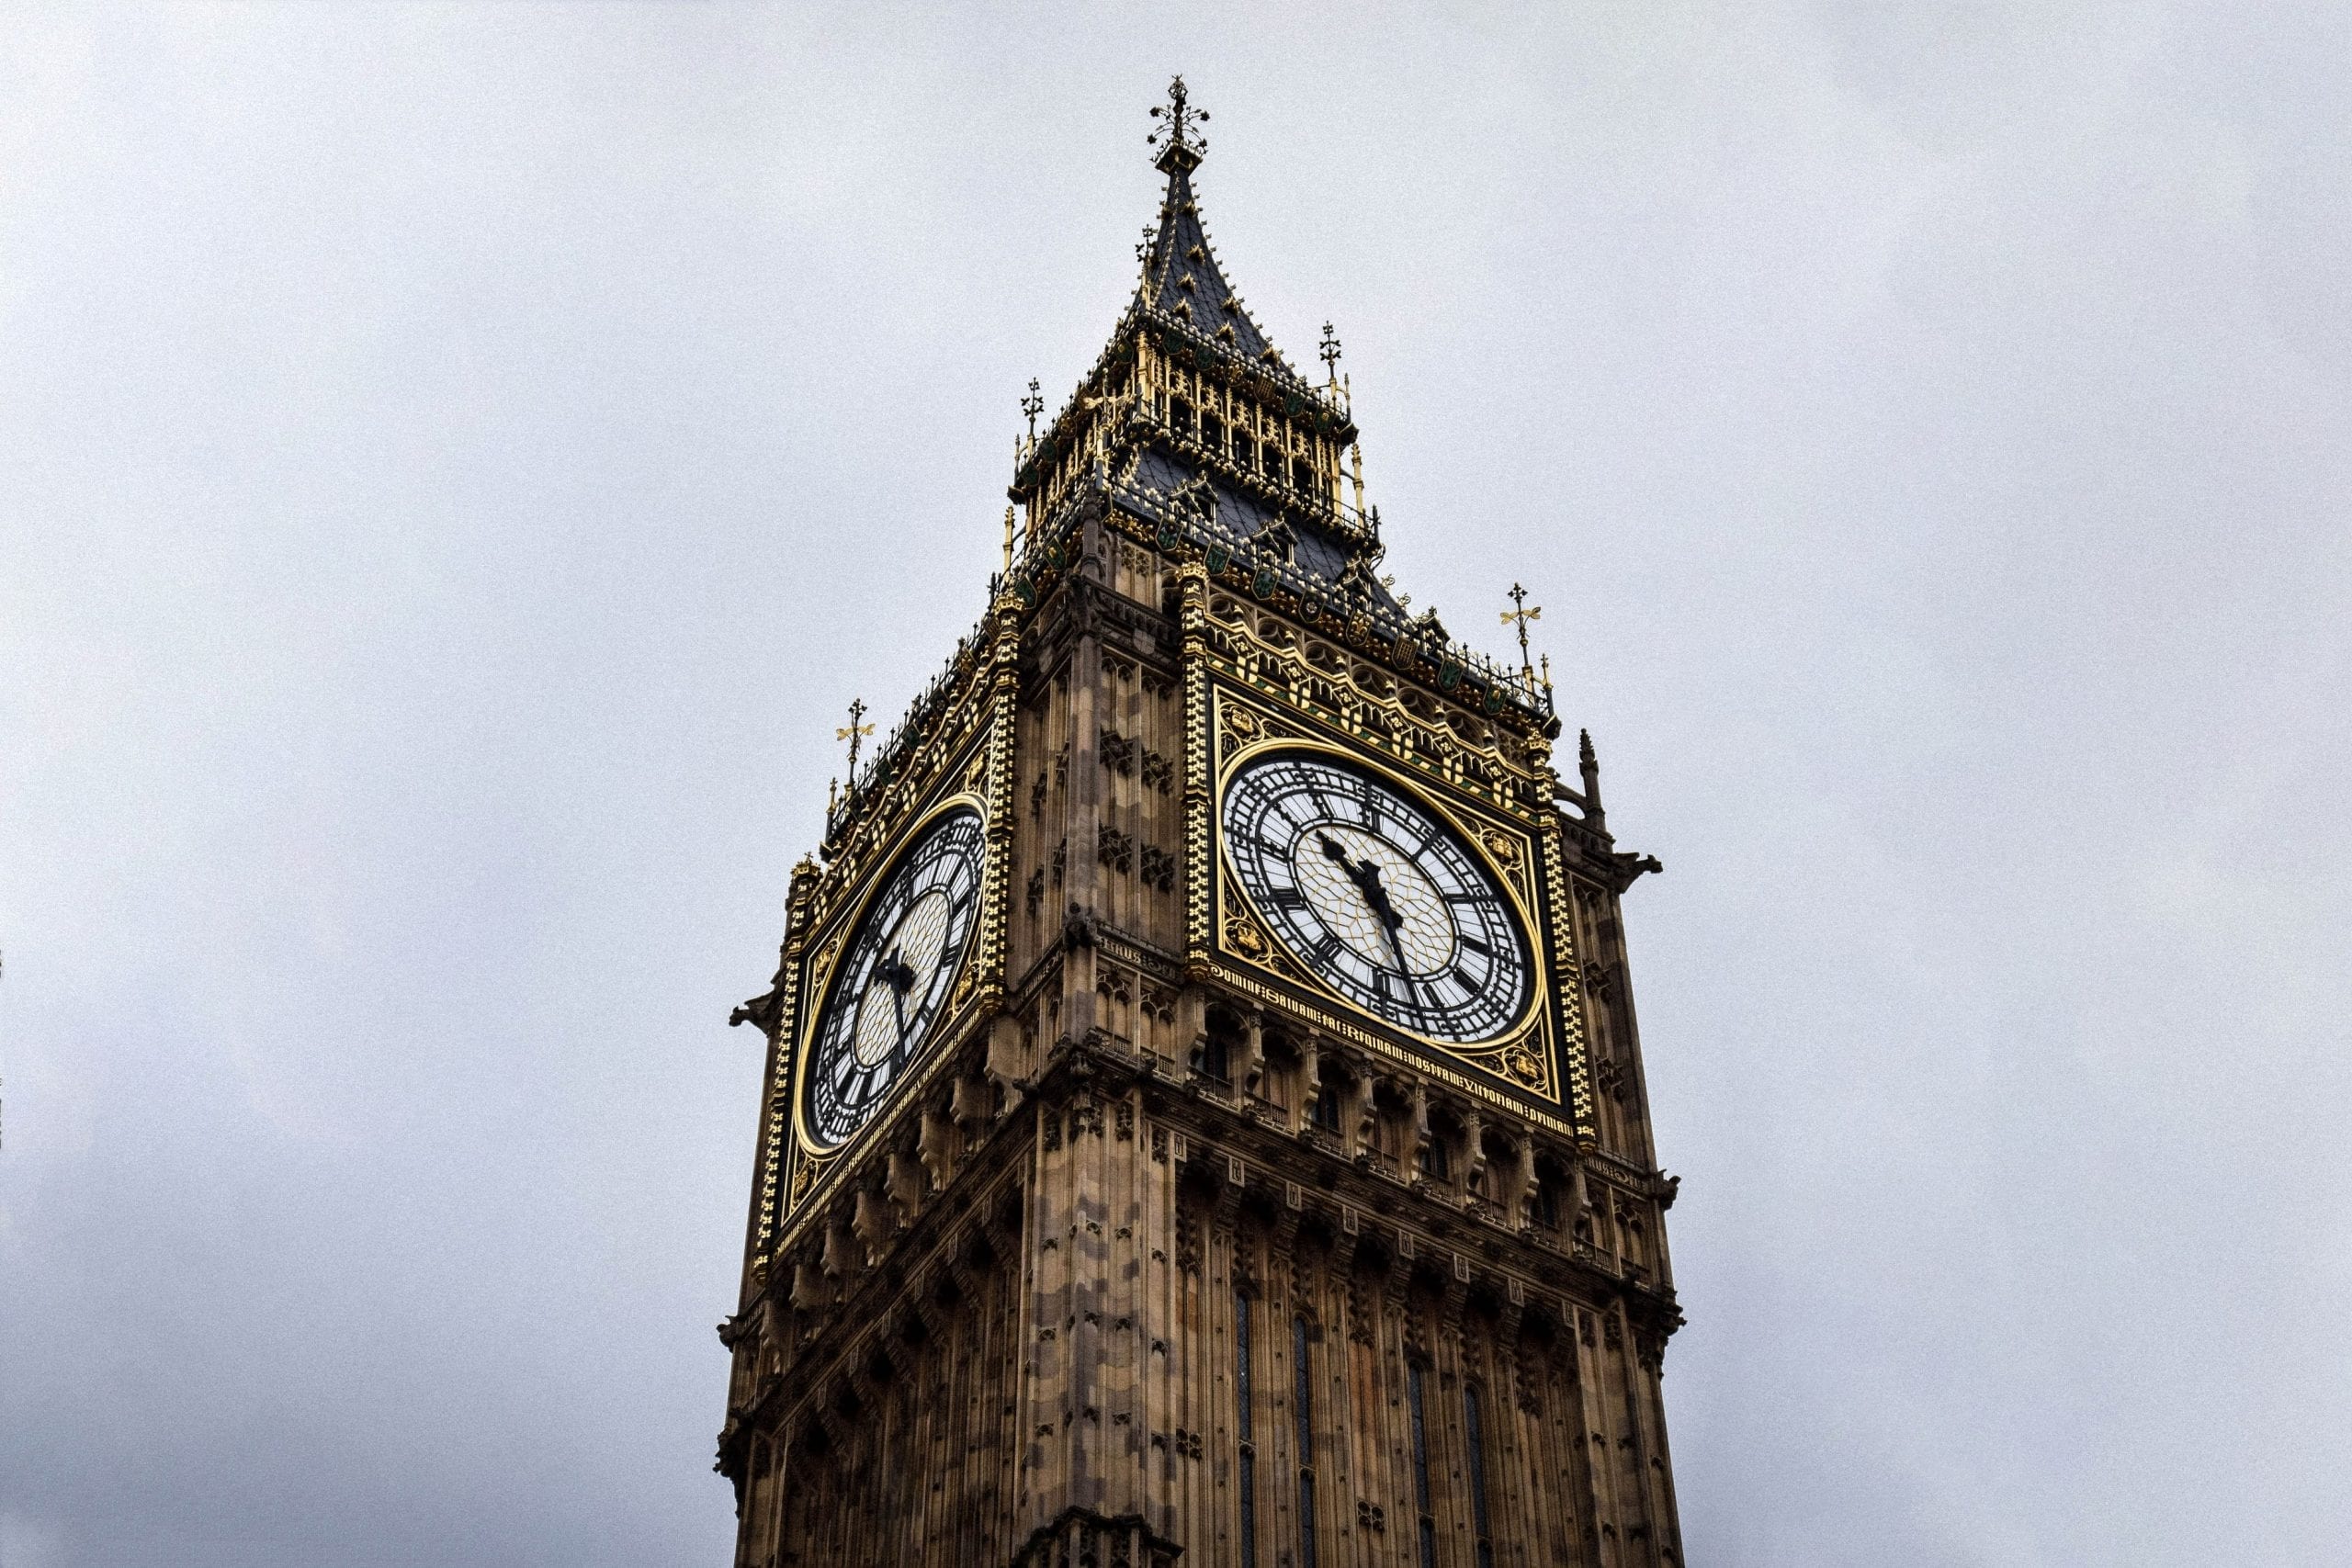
[1135,75,1297,378]
[1138,161,1278,361]
[996,81,1555,733]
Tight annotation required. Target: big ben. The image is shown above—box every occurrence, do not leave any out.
[718,80,1688,1568]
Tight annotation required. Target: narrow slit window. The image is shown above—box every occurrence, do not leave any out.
[1236,1288,1258,1568]
[1293,1315,1317,1568]
[1465,1382,1496,1568]
[1407,1360,1437,1568]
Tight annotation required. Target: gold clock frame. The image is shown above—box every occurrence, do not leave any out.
[787,789,990,1162]
[1196,680,1595,1135]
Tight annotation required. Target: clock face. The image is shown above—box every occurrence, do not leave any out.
[1223,752,1532,1044]
[802,807,985,1150]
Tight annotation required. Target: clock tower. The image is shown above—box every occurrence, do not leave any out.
[718,81,1689,1568]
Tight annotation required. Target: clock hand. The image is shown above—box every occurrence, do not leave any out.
[1355,862,1409,966]
[1319,834,1409,969]
[879,945,917,1043]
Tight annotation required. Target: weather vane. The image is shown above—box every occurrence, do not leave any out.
[1020,378,1044,445]
[837,697,876,779]
[1147,74,1207,158]
[1501,582,1543,682]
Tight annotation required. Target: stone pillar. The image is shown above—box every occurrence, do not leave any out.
[1296,1032,1322,1133]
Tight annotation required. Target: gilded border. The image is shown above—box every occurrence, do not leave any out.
[1179,557,1215,977]
[788,789,989,1161]
[1205,682,1573,1111]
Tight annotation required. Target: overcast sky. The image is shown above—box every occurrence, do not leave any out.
[4,5,2347,1565]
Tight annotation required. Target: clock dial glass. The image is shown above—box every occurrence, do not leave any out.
[803,807,985,1149]
[1223,752,1531,1043]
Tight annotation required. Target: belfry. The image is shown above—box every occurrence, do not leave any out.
[718,80,1688,1567]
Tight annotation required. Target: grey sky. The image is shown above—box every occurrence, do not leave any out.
[3,5,2346,1565]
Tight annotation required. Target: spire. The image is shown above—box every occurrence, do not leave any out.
[1136,77,1282,368]
[995,83,1553,733]
[1146,73,1207,175]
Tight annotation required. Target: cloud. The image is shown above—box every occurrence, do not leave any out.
[2,4,2346,1564]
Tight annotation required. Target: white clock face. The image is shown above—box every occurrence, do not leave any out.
[1223,752,1531,1043]
[802,807,985,1150]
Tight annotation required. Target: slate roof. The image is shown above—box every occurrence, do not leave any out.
[1136,162,1277,364]
[1117,446,1405,618]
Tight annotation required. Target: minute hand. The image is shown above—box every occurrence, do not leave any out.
[1319,835,1408,965]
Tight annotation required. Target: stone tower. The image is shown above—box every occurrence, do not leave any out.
[718,80,1687,1568]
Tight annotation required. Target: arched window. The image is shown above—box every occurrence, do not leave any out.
[1534,1164,1562,1230]
[1419,1133,1452,1182]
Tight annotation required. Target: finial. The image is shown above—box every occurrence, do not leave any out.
[1147,75,1208,172]
[1577,727,1600,805]
[1319,321,1342,388]
[836,697,875,780]
[1500,582,1543,682]
[1020,378,1043,445]
[1002,505,1016,574]
[1540,653,1555,716]
[1136,222,1158,265]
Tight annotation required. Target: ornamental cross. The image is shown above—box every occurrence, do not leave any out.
[1020,378,1044,443]
[1319,321,1342,382]
[836,697,876,777]
[1501,582,1543,681]
[1148,75,1207,155]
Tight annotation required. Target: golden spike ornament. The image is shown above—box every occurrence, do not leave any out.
[1502,582,1543,682]
[836,697,876,779]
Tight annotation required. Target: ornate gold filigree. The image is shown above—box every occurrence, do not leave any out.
[1538,818,1597,1140]
[789,1152,826,1205]
[1220,703,1261,748]
[1499,1043,1547,1091]
[1224,913,1271,960]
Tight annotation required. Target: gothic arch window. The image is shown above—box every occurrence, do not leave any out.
[1533,1158,1565,1231]
[1418,1122,1453,1183]
[1196,1005,1241,1086]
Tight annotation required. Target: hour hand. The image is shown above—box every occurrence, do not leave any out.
[1359,867,1405,941]
[877,946,918,1041]
[1318,833,1353,872]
